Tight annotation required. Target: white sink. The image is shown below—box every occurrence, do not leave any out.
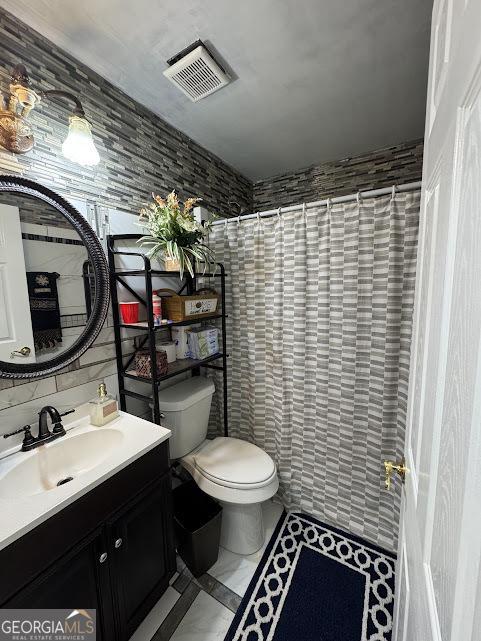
[0,408,171,552]
[0,428,124,499]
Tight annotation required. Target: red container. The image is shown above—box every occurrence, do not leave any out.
[119,301,139,323]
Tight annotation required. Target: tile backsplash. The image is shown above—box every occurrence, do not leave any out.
[0,374,119,455]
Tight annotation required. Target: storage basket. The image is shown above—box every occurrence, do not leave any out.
[157,288,219,322]
[134,349,168,378]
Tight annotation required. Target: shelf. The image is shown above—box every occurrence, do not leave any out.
[113,270,223,278]
[108,234,228,436]
[123,353,225,384]
[119,314,225,330]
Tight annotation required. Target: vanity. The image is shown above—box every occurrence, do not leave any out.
[0,409,175,641]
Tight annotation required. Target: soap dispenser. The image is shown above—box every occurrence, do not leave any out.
[89,382,119,426]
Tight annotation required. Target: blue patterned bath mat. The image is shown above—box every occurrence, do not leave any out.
[224,512,396,641]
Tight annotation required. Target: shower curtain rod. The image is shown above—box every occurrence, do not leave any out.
[214,180,422,225]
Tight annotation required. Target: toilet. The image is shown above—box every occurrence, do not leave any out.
[158,377,279,555]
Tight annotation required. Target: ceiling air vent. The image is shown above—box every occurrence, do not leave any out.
[163,41,230,102]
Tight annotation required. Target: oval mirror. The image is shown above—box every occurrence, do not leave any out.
[0,176,109,379]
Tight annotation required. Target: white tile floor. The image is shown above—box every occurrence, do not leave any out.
[129,500,284,641]
[209,501,283,597]
[170,591,235,641]
[130,588,180,641]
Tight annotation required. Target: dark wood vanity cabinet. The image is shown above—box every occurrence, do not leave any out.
[0,441,175,641]
[109,473,173,640]
[3,529,115,639]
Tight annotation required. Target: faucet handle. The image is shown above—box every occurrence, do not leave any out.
[52,422,65,436]
[3,425,35,448]
[52,408,75,436]
[4,424,31,438]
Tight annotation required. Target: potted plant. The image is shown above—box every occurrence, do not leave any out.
[138,191,216,279]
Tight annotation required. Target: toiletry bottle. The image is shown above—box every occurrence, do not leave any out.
[152,292,162,327]
[89,382,119,426]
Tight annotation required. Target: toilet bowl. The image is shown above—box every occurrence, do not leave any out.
[157,377,279,555]
[182,437,279,554]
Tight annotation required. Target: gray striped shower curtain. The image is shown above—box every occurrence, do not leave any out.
[206,191,420,551]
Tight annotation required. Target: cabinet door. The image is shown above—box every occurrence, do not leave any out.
[5,529,115,641]
[109,474,176,640]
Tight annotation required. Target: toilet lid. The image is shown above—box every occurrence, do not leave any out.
[193,437,276,488]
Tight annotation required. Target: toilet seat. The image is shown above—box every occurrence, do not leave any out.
[194,437,277,489]
[181,437,279,505]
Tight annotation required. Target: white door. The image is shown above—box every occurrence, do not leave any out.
[394,0,481,639]
[0,204,36,364]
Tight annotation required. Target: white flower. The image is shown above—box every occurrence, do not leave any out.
[179,217,198,232]
[36,275,49,286]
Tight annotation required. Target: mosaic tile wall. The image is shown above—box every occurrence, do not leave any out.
[0,7,253,216]
[253,139,424,211]
[2,193,71,228]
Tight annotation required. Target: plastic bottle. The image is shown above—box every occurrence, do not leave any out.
[152,292,162,326]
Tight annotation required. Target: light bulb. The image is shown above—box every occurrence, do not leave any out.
[62,115,100,166]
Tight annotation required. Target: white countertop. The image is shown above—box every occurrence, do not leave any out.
[0,406,171,552]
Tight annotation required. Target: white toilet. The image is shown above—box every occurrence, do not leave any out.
[158,377,279,555]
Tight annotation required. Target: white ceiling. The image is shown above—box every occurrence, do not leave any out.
[0,0,432,180]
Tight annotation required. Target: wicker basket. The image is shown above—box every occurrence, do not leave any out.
[157,288,219,322]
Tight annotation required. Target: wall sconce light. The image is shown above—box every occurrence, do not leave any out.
[0,64,100,166]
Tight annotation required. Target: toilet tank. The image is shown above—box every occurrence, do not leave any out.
[157,377,215,459]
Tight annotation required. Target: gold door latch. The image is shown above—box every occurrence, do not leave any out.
[384,457,408,490]
[10,346,31,359]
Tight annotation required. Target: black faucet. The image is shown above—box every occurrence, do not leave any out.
[38,406,65,442]
[3,406,75,451]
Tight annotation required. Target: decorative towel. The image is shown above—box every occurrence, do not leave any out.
[26,272,63,350]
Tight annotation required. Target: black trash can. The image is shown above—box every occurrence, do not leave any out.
[173,480,223,577]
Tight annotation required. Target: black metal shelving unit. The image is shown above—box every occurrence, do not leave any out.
[107,234,228,436]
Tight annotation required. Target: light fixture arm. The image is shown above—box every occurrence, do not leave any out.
[40,90,86,118]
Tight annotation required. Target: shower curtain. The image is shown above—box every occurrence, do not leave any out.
[206,191,420,551]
